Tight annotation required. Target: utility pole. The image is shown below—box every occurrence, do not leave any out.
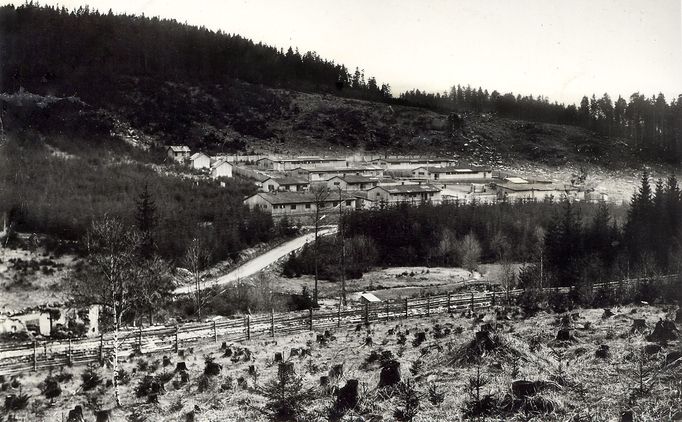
[338,187,347,307]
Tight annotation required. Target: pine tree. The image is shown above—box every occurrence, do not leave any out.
[135,184,157,258]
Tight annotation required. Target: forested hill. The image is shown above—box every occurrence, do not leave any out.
[1,3,680,166]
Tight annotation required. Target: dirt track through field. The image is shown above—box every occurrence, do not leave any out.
[173,227,338,295]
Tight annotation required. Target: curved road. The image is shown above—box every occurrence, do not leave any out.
[174,226,337,295]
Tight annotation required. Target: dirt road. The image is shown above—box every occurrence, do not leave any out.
[173,227,337,295]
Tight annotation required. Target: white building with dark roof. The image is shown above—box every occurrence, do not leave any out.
[364,184,442,207]
[260,177,310,192]
[244,191,356,217]
[411,166,492,182]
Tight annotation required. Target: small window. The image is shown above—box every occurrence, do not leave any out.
[376,192,381,197]
[346,200,352,206]
[334,182,340,186]
[305,203,311,209]
[290,205,297,210]
[333,201,339,207]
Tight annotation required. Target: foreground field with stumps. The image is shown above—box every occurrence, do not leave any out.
[3,303,681,422]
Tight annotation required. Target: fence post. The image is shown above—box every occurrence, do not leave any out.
[33,341,37,372]
[67,339,72,365]
[337,302,341,328]
[470,292,474,312]
[385,301,389,320]
[174,325,179,353]
[138,326,143,353]
[99,333,104,364]
[404,298,408,319]
[426,295,430,316]
[364,302,369,325]
[213,321,218,343]
[309,307,314,331]
[447,293,451,313]
[270,308,275,337]
[246,315,251,340]
[492,292,496,307]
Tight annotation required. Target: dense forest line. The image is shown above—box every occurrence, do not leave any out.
[400,88,682,164]
[284,175,681,290]
[1,4,680,163]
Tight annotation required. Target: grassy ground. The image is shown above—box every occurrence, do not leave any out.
[3,303,680,421]
[0,246,74,311]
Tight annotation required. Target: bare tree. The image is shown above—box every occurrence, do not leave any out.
[72,216,141,407]
[457,232,482,277]
[133,254,173,325]
[183,238,211,319]
[311,184,331,305]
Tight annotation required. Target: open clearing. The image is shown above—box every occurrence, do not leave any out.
[5,303,680,421]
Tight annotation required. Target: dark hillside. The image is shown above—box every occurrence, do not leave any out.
[1,4,680,165]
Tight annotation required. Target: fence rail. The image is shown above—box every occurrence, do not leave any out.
[0,275,677,375]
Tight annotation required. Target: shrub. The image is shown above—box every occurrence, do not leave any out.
[81,366,102,391]
[4,390,30,411]
[260,364,315,421]
[40,375,62,404]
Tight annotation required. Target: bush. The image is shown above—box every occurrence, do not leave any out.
[81,366,102,391]
[40,375,62,403]
[4,391,30,411]
[516,288,544,316]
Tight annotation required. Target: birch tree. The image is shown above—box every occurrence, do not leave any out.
[183,238,211,319]
[73,216,141,407]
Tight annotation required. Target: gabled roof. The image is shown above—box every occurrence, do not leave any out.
[311,166,381,173]
[495,182,577,192]
[167,145,191,152]
[371,184,441,194]
[422,166,492,173]
[329,175,374,184]
[246,191,354,205]
[211,159,232,168]
[263,177,309,186]
[190,152,209,160]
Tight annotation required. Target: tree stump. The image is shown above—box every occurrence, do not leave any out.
[378,360,401,388]
[274,352,283,363]
[556,328,571,341]
[94,410,112,422]
[335,379,359,412]
[290,348,300,357]
[365,336,373,346]
[645,319,679,343]
[147,393,158,404]
[66,405,84,422]
[643,343,662,355]
[175,362,187,372]
[595,344,610,359]
[204,361,221,377]
[221,342,228,350]
[412,332,426,347]
[631,319,647,333]
[328,363,344,380]
[237,376,247,389]
[602,309,614,319]
[512,380,539,398]
[248,365,256,376]
[320,375,329,386]
[162,356,172,367]
[620,410,634,422]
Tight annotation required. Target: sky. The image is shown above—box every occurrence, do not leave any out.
[20,0,682,105]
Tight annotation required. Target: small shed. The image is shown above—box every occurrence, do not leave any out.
[359,292,382,304]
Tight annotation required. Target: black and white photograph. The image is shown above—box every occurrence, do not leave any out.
[0,0,681,420]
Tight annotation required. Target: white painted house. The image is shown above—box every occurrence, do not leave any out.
[210,160,233,179]
[189,152,211,169]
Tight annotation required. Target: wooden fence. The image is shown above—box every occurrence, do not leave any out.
[0,276,676,375]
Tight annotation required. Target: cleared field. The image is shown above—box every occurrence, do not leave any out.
[4,302,680,421]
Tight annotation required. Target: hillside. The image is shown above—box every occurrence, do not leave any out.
[1,78,643,170]
[1,4,679,168]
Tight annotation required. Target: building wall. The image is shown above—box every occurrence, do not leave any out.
[191,155,211,169]
[211,163,233,178]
